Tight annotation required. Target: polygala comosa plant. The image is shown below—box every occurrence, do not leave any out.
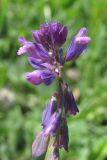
[17,22,91,159]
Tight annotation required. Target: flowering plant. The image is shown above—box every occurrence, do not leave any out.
[17,22,90,159]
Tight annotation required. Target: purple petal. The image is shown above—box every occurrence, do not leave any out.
[50,23,61,46]
[34,22,67,49]
[32,30,42,43]
[18,36,26,45]
[17,40,51,63]
[76,27,87,37]
[17,41,39,57]
[50,23,67,47]
[59,48,63,65]
[28,57,52,69]
[44,110,61,136]
[32,30,49,50]
[59,26,68,44]
[32,132,49,157]
[40,24,52,44]
[42,95,57,128]
[41,70,56,85]
[25,70,43,85]
[25,70,56,86]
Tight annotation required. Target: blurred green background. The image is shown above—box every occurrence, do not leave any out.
[0,0,107,160]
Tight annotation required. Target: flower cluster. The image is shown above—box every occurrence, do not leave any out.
[17,22,90,159]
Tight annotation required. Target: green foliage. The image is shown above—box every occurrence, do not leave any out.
[0,0,107,159]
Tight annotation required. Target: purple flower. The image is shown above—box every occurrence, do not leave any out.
[25,70,56,85]
[65,27,91,61]
[32,132,49,157]
[17,37,52,63]
[42,93,58,128]
[63,83,79,115]
[32,22,68,50]
[44,109,61,136]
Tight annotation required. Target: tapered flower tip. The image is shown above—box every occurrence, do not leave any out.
[76,27,87,37]
[59,26,68,44]
[65,27,91,61]
[32,132,49,157]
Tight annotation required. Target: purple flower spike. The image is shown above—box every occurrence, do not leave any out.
[44,110,61,136]
[63,83,79,115]
[32,132,49,157]
[42,94,58,128]
[25,70,56,86]
[17,22,91,158]
[65,27,91,61]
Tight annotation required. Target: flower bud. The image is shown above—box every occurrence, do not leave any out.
[32,132,49,157]
[25,70,56,86]
[42,93,58,128]
[44,110,61,136]
[65,27,91,61]
[63,83,79,115]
